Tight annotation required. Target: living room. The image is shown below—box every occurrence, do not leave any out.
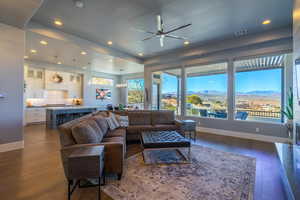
[0,0,299,200]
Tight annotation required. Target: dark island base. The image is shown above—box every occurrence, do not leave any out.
[46,107,98,129]
[275,143,300,200]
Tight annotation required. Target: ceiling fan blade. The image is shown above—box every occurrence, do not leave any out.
[157,15,163,31]
[164,23,192,34]
[134,28,156,35]
[165,34,187,40]
[142,35,156,41]
[160,36,164,47]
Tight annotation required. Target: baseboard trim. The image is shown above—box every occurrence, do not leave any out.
[0,140,24,153]
[197,127,292,143]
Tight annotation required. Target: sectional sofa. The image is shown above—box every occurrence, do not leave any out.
[58,110,182,180]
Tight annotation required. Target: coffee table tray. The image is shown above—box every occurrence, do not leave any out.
[141,131,191,164]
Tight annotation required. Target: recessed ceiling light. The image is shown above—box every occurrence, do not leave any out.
[184,41,190,45]
[107,41,113,45]
[138,53,143,56]
[54,19,63,26]
[81,51,87,55]
[57,61,62,65]
[262,19,271,25]
[24,56,28,59]
[30,49,37,54]
[74,0,84,8]
[40,40,48,45]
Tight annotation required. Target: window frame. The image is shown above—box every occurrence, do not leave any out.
[184,61,229,120]
[126,78,145,106]
[233,55,285,124]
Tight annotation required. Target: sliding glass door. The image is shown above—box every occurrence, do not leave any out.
[152,68,181,115]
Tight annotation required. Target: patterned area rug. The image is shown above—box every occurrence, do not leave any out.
[102,145,256,200]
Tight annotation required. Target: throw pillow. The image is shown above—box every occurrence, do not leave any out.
[118,116,129,127]
[71,122,100,144]
[92,115,109,135]
[85,120,104,142]
[109,112,120,127]
[106,117,118,130]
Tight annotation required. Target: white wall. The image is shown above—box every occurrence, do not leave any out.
[0,23,25,146]
[293,0,300,143]
[83,71,121,109]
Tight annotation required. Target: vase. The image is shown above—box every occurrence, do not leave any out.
[286,119,293,139]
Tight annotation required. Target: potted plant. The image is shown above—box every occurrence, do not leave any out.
[282,87,293,139]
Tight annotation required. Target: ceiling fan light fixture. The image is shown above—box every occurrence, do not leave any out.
[107,41,113,45]
[138,53,144,57]
[140,15,191,48]
[81,51,87,55]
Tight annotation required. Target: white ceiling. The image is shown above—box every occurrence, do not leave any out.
[31,0,292,58]
[25,31,144,75]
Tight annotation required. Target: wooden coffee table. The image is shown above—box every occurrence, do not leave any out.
[140,131,191,164]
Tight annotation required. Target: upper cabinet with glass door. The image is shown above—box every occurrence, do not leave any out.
[185,62,228,119]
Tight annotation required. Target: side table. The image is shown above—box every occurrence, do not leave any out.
[181,120,197,141]
[68,146,105,200]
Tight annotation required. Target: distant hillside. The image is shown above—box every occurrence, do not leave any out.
[238,90,281,96]
[184,90,280,96]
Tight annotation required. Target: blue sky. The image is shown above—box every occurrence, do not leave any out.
[161,69,282,93]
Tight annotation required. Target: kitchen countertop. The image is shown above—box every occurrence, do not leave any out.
[46,106,99,111]
[26,105,82,109]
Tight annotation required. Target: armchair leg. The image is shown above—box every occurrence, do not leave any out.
[98,177,101,200]
[68,180,71,200]
[117,173,122,180]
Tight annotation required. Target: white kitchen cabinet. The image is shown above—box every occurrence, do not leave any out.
[68,75,82,98]
[25,68,45,99]
[25,108,46,124]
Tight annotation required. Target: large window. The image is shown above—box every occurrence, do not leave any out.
[152,68,181,115]
[186,63,228,119]
[234,55,283,123]
[127,79,144,108]
[91,77,114,86]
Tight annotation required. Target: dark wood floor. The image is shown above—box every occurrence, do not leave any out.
[0,124,287,200]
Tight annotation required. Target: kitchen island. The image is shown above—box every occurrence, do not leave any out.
[46,106,98,129]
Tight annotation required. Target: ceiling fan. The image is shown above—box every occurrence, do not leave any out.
[139,15,192,47]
